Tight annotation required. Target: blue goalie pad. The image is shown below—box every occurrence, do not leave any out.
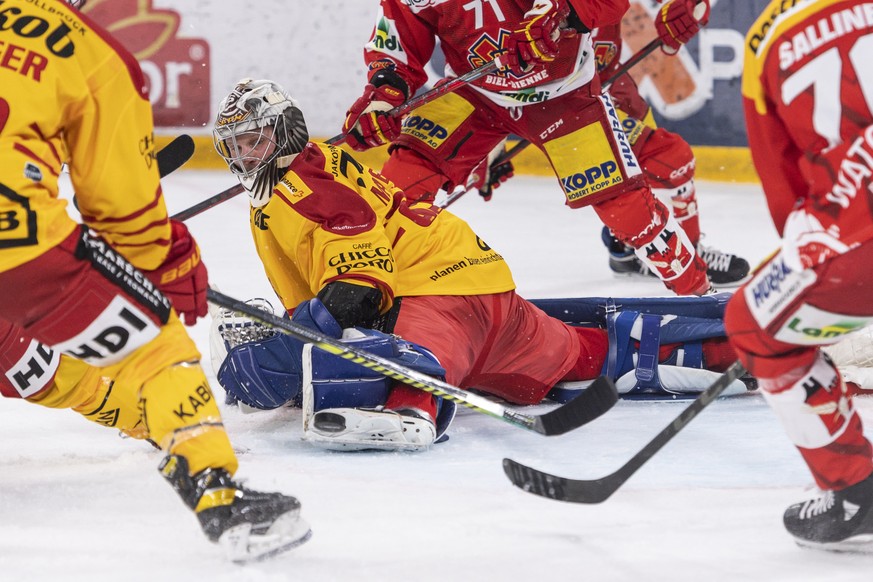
[218,333,304,410]
[310,328,455,440]
[530,293,731,326]
[542,295,732,400]
[217,297,342,410]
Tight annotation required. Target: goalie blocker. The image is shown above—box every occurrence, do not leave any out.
[211,293,745,452]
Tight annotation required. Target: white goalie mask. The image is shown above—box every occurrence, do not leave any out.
[213,78,309,207]
[66,0,87,8]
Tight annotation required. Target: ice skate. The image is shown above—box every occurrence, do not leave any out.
[305,406,436,451]
[783,473,873,553]
[602,227,750,287]
[160,455,312,563]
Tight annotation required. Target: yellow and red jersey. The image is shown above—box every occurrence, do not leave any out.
[743,0,873,241]
[0,0,170,272]
[249,142,515,314]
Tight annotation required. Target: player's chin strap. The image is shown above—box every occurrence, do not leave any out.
[206,288,619,437]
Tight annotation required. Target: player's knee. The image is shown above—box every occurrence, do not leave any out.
[639,128,695,190]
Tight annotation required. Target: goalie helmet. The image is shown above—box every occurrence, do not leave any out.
[66,0,87,8]
[213,79,309,207]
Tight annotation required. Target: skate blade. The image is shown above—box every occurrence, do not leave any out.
[220,512,313,564]
[794,533,873,554]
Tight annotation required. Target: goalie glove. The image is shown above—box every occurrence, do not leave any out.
[655,0,711,55]
[342,69,409,151]
[142,220,208,326]
[503,0,575,76]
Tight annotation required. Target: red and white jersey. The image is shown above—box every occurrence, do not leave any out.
[364,0,628,107]
[743,0,873,242]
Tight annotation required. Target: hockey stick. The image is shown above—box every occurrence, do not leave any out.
[72,135,196,212]
[325,59,501,146]
[157,134,196,178]
[502,360,747,502]
[443,37,665,209]
[207,288,619,436]
[172,60,503,221]
[171,183,245,222]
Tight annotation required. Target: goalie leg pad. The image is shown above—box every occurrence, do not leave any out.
[306,407,437,452]
[304,328,454,450]
[604,308,731,397]
[218,333,304,410]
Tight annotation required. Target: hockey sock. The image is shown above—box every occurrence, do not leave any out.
[385,383,438,422]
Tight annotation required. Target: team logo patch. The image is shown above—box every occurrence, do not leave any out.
[53,296,162,366]
[593,41,618,73]
[744,253,817,329]
[4,340,59,399]
[23,162,43,182]
[774,304,873,346]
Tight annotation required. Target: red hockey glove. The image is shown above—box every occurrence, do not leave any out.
[655,0,710,55]
[144,220,209,326]
[503,0,575,76]
[467,155,514,202]
[342,83,407,151]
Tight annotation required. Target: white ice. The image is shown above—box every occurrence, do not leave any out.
[2,171,872,582]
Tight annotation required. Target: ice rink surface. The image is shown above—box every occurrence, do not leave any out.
[2,171,872,581]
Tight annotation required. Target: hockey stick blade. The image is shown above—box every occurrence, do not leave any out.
[535,376,618,436]
[207,288,617,436]
[503,361,747,502]
[157,134,195,178]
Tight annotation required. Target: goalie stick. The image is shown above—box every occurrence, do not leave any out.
[502,360,747,502]
[207,288,619,436]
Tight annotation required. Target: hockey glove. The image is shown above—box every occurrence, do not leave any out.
[503,0,575,76]
[655,0,710,55]
[143,220,208,326]
[467,154,514,202]
[342,70,409,151]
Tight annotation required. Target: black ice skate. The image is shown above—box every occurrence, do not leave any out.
[783,473,873,553]
[160,455,312,562]
[601,227,750,287]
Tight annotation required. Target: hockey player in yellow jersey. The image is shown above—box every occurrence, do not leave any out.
[0,0,309,560]
[212,78,741,451]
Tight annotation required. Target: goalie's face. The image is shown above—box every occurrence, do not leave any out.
[215,122,280,178]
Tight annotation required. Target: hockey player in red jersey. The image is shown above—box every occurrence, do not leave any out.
[211,78,742,452]
[340,0,713,296]
[591,2,751,287]
[725,0,873,552]
[0,0,309,560]
[474,1,751,287]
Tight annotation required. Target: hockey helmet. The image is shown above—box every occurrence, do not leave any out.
[213,79,309,207]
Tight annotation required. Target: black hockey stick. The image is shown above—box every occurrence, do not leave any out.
[171,183,245,222]
[157,134,196,178]
[503,360,747,502]
[207,288,618,436]
[72,135,196,212]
